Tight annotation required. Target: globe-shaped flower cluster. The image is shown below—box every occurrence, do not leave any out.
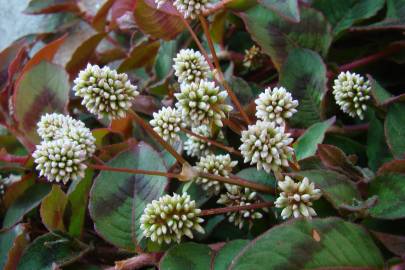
[175,80,232,127]
[255,87,299,125]
[140,193,205,244]
[150,107,185,145]
[33,139,87,184]
[333,71,371,120]
[275,176,322,219]
[73,64,139,119]
[173,49,210,85]
[239,121,294,173]
[217,184,265,229]
[173,0,211,19]
[195,154,238,195]
[33,113,95,184]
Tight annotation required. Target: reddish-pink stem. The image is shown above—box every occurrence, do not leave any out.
[201,201,273,216]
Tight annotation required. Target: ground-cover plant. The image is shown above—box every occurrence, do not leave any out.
[1,0,405,269]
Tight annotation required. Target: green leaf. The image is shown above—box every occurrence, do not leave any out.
[291,170,361,209]
[213,240,248,270]
[236,168,276,201]
[24,0,78,14]
[134,0,185,41]
[3,182,51,229]
[368,75,392,105]
[154,40,177,81]
[0,0,77,52]
[294,117,335,160]
[13,61,70,149]
[17,233,90,270]
[66,170,94,238]
[40,185,68,232]
[229,218,383,270]
[258,0,299,22]
[0,225,28,270]
[347,0,405,31]
[367,113,392,171]
[160,243,212,270]
[279,49,327,127]
[240,4,332,69]
[369,173,405,219]
[89,142,168,250]
[385,103,405,158]
[227,76,254,106]
[312,0,385,35]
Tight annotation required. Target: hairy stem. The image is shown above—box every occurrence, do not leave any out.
[128,109,188,165]
[180,127,242,156]
[88,163,181,178]
[201,201,273,216]
[198,15,252,125]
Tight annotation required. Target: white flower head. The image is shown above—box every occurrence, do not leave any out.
[173,0,211,19]
[175,80,232,127]
[73,64,139,120]
[37,113,96,159]
[195,154,238,195]
[333,71,371,120]
[217,184,265,229]
[140,193,205,245]
[275,175,322,220]
[173,49,210,85]
[239,121,294,173]
[33,139,87,184]
[37,113,84,141]
[255,87,298,125]
[184,125,222,158]
[150,107,185,145]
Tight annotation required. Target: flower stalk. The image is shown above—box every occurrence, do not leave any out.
[200,201,274,216]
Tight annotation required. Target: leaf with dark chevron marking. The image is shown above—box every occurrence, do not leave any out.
[239,4,332,70]
[279,48,327,128]
[89,142,168,250]
[229,218,383,270]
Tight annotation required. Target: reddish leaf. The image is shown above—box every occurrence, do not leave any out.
[2,174,35,209]
[0,148,29,165]
[13,61,70,149]
[110,115,133,138]
[134,0,185,40]
[377,160,405,175]
[111,0,136,28]
[53,22,105,75]
[21,34,67,74]
[92,0,116,31]
[317,144,364,181]
[0,40,28,90]
[131,94,161,116]
[118,40,160,72]
[372,231,405,257]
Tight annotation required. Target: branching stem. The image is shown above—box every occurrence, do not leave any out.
[201,201,273,216]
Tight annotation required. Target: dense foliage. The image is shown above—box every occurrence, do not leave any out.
[1,0,405,269]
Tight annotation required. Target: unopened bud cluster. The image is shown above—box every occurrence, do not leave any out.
[73,64,139,119]
[175,80,232,127]
[333,71,370,120]
[240,121,294,173]
[33,113,95,184]
[217,184,265,229]
[140,193,205,244]
[173,49,210,85]
[195,154,238,195]
[243,45,261,69]
[275,176,321,219]
[150,107,185,145]
[255,87,298,125]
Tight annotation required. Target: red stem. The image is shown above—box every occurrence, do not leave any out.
[200,201,273,216]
